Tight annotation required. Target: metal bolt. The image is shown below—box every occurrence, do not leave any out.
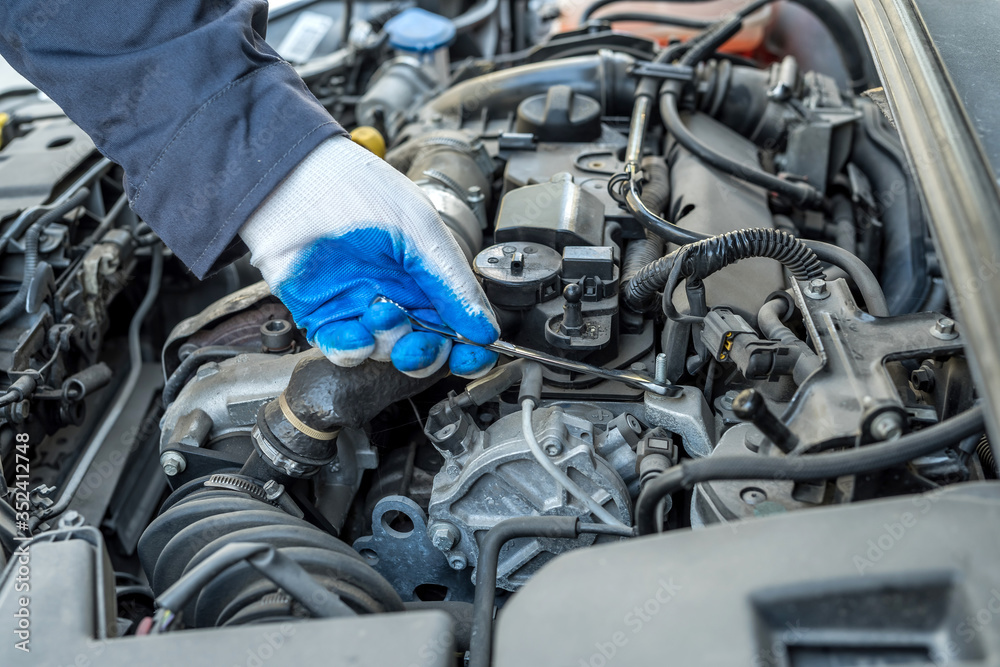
[744,430,764,453]
[805,278,829,299]
[448,553,468,570]
[263,480,285,501]
[931,317,958,340]
[654,353,669,385]
[543,440,563,456]
[935,317,955,335]
[626,414,641,433]
[260,318,294,352]
[870,412,904,441]
[57,510,85,528]
[740,487,767,506]
[910,367,936,393]
[630,362,647,373]
[430,522,460,551]
[159,451,187,477]
[721,390,739,411]
[10,399,29,424]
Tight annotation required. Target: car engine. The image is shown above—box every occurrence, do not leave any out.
[1,1,997,665]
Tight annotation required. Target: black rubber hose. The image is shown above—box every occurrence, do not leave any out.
[830,194,857,255]
[757,298,821,385]
[621,158,669,286]
[660,88,824,208]
[580,0,867,90]
[623,228,824,313]
[156,542,355,619]
[624,178,705,246]
[422,52,637,121]
[579,0,763,23]
[0,187,89,326]
[452,0,499,33]
[802,239,889,317]
[588,11,713,29]
[469,516,579,667]
[162,345,256,407]
[635,404,985,534]
[0,501,18,557]
[783,0,868,91]
[341,0,353,44]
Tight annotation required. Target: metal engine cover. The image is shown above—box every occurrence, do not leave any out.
[427,405,631,590]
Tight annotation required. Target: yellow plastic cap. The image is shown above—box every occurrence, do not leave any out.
[350,126,387,159]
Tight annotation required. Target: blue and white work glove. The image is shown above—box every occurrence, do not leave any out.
[239,135,499,378]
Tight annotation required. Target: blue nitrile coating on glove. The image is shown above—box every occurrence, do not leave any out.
[240,135,499,378]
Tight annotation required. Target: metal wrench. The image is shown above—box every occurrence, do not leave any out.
[373,297,679,396]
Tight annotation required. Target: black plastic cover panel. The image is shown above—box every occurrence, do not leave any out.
[0,529,455,666]
[496,483,1000,666]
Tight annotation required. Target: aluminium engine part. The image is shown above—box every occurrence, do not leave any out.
[6,3,1000,660]
[356,57,439,141]
[690,277,969,526]
[160,351,301,454]
[424,403,632,590]
[643,386,716,459]
[397,131,494,262]
[782,277,965,448]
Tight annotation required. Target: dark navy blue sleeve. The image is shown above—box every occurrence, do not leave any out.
[0,0,348,278]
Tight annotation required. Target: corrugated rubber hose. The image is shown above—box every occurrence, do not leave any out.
[622,228,825,313]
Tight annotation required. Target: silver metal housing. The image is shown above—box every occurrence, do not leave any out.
[427,404,632,590]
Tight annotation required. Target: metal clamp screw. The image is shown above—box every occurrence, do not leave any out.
[263,480,285,501]
[160,451,187,477]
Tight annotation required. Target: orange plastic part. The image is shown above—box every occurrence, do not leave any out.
[552,0,771,52]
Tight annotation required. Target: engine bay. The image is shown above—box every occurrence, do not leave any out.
[1,1,997,664]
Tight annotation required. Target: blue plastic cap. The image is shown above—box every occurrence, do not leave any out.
[385,8,456,53]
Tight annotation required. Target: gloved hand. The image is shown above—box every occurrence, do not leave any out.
[239,135,499,378]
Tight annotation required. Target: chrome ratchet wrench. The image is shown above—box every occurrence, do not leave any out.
[373,297,680,396]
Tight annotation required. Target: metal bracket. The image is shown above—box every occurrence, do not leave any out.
[644,387,715,458]
[353,496,476,603]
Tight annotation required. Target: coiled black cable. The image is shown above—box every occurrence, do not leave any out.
[977,435,998,478]
[620,158,669,287]
[622,228,824,313]
[635,404,985,535]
